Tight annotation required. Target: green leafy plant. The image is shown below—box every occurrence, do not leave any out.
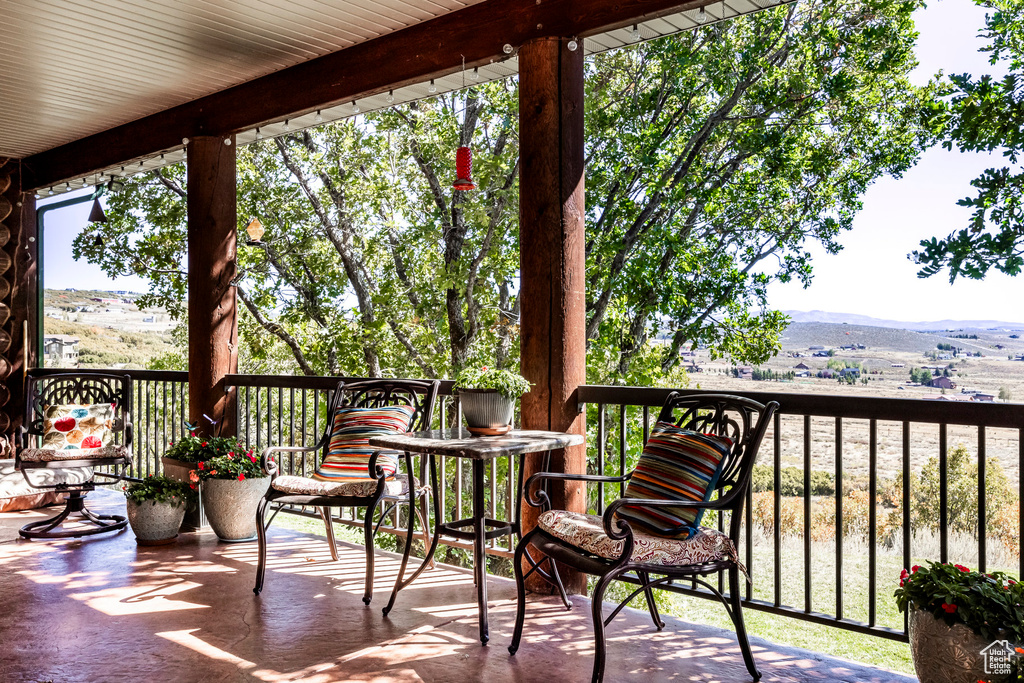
[453,366,531,400]
[123,475,195,504]
[191,449,265,483]
[895,561,1024,648]
[165,432,249,465]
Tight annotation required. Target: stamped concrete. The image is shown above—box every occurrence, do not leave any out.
[0,491,916,683]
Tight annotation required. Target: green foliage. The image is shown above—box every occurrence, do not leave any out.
[452,365,531,399]
[585,0,939,379]
[165,433,249,465]
[751,464,836,496]
[911,444,1019,534]
[1000,385,1013,400]
[914,0,1024,281]
[194,451,264,481]
[123,475,194,504]
[909,367,934,384]
[894,561,1024,646]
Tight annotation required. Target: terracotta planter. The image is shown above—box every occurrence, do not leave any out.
[459,389,515,436]
[126,498,187,546]
[908,608,1012,683]
[200,476,270,542]
[161,456,207,531]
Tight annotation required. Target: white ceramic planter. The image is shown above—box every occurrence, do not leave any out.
[200,476,271,542]
[126,498,187,546]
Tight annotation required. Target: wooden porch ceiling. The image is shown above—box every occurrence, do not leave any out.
[6,0,787,193]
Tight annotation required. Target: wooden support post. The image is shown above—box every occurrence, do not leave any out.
[187,136,238,437]
[519,37,587,595]
[1,163,35,453]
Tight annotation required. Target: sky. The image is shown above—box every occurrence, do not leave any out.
[765,0,1021,323]
[40,0,1022,322]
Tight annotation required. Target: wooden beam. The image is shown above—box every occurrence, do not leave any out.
[187,136,238,437]
[20,0,708,191]
[519,37,587,595]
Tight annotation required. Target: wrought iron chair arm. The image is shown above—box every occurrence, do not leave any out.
[522,471,633,510]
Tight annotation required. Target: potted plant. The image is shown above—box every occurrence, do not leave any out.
[895,561,1024,683]
[123,475,195,545]
[453,366,531,436]
[193,448,269,542]
[162,429,250,530]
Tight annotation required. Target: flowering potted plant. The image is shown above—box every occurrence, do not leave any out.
[162,429,250,530]
[192,447,269,542]
[453,365,531,436]
[895,561,1023,683]
[123,475,195,545]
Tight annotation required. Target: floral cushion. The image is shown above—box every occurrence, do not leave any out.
[616,422,731,538]
[538,509,742,569]
[41,404,115,451]
[311,405,414,485]
[273,473,416,499]
[19,444,130,463]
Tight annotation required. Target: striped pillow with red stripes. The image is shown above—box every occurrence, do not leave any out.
[312,404,415,484]
[616,421,732,539]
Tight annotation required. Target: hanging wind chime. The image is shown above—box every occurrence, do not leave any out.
[452,56,476,192]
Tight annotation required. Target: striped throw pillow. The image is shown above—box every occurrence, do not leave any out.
[312,404,415,485]
[616,421,732,539]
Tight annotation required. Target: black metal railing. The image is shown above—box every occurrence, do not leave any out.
[225,374,525,559]
[578,385,1023,642]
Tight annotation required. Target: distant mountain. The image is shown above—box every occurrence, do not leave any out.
[783,310,1024,332]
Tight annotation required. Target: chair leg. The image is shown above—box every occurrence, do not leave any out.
[508,528,538,656]
[362,505,375,605]
[413,499,435,570]
[728,565,761,681]
[253,497,269,595]
[590,570,622,683]
[382,495,417,617]
[638,571,665,630]
[319,506,340,561]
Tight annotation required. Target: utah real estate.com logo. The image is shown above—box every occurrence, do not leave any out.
[980,639,1022,677]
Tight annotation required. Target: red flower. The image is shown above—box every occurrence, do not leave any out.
[209,470,217,476]
[190,431,196,437]
[899,569,910,586]
[911,565,920,573]
[941,603,957,613]
[198,462,205,470]
[954,564,969,573]
[201,441,208,447]
[237,473,245,481]
[169,441,174,446]
[249,455,257,463]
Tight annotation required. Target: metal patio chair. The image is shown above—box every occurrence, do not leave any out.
[509,392,779,682]
[254,378,440,615]
[15,372,133,539]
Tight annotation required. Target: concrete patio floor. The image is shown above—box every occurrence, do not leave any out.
[0,491,916,683]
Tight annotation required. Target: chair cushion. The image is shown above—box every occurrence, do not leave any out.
[42,403,115,451]
[273,473,419,499]
[311,405,414,485]
[538,509,741,568]
[19,444,130,463]
[616,422,731,538]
